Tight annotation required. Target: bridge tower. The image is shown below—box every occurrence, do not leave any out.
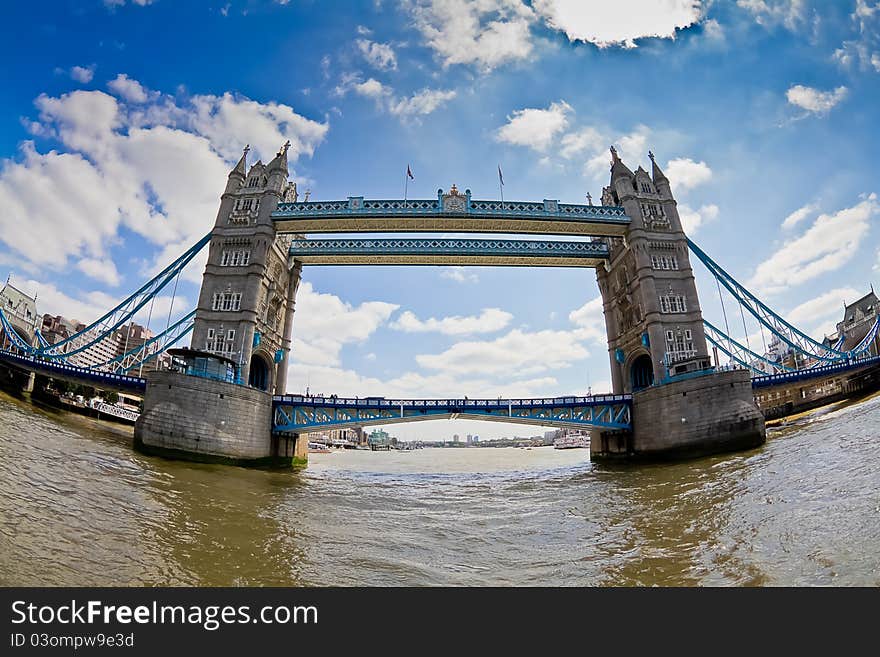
[191,144,301,395]
[135,143,305,468]
[597,148,711,393]
[592,148,765,460]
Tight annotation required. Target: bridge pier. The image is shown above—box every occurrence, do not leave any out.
[134,371,305,468]
[591,369,765,461]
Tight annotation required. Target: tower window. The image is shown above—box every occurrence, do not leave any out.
[226,329,236,341]
[651,254,679,270]
[212,292,242,312]
[221,250,251,266]
[207,328,215,340]
[659,294,687,314]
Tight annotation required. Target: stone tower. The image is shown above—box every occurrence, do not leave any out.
[191,143,302,394]
[596,148,711,394]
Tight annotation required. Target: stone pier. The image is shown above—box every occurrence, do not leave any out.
[134,371,305,468]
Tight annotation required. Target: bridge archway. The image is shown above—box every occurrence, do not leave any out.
[248,353,271,391]
[630,354,654,392]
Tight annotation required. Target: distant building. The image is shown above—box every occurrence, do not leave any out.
[466,434,473,445]
[453,434,459,443]
[41,314,76,345]
[0,280,40,345]
[835,290,879,355]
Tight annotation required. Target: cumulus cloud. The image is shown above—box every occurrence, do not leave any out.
[736,0,808,31]
[785,287,862,328]
[786,84,848,115]
[583,125,651,179]
[390,308,513,335]
[0,78,328,286]
[107,73,151,103]
[678,203,719,234]
[533,0,705,48]
[781,202,819,230]
[665,157,712,193]
[495,101,572,152]
[440,267,479,284]
[406,0,536,72]
[749,193,879,294]
[291,282,399,367]
[69,65,95,83]
[833,0,880,73]
[356,39,398,70]
[76,258,121,287]
[335,74,456,119]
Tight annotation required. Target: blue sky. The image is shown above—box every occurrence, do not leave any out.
[1,0,879,440]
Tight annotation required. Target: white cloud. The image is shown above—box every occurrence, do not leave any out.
[833,1,880,73]
[533,0,705,49]
[665,157,712,193]
[335,74,456,119]
[389,88,457,116]
[785,287,862,328]
[107,73,151,103]
[105,0,155,7]
[495,100,572,152]
[76,258,121,287]
[678,203,719,234]
[70,65,95,83]
[0,80,328,283]
[567,296,607,343]
[407,0,536,72]
[584,125,651,178]
[786,84,848,114]
[559,126,604,159]
[749,193,879,294]
[781,202,819,230]
[356,39,398,71]
[440,267,479,284]
[737,0,808,31]
[391,308,513,335]
[415,325,595,377]
[291,282,398,367]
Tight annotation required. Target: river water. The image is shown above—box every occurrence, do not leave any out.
[1,390,878,586]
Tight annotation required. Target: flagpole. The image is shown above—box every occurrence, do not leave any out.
[404,166,409,209]
[498,164,504,210]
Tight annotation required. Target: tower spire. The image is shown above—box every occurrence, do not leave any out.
[649,149,669,183]
[231,144,249,178]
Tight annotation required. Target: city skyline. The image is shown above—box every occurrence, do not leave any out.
[1,1,879,440]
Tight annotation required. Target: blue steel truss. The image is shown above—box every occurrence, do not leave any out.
[288,238,609,263]
[703,319,795,376]
[688,238,847,362]
[91,310,196,374]
[37,233,210,361]
[272,195,630,235]
[272,394,632,433]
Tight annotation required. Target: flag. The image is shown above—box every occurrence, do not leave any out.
[407,164,414,180]
[498,165,504,186]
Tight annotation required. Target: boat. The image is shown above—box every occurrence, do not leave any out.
[554,434,590,450]
[308,442,332,454]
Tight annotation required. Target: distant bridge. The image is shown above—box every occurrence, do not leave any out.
[272,394,633,434]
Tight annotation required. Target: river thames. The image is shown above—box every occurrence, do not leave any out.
[1,390,878,586]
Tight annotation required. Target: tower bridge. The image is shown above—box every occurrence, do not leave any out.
[7,140,878,468]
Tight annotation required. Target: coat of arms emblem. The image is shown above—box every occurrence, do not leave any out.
[441,184,467,213]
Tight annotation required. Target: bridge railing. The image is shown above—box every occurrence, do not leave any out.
[272,394,632,408]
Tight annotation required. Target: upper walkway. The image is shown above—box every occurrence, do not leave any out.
[272,191,630,237]
[287,237,609,267]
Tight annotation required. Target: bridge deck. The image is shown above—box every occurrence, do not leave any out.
[0,350,146,392]
[272,197,630,237]
[272,394,633,433]
[288,238,609,267]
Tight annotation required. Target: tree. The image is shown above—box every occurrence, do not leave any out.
[104,391,119,405]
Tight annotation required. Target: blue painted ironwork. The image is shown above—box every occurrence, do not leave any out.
[0,309,37,354]
[288,238,609,262]
[703,319,795,376]
[0,349,146,392]
[272,394,632,433]
[272,194,630,236]
[751,354,880,388]
[93,310,196,374]
[36,233,210,362]
[688,238,847,362]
